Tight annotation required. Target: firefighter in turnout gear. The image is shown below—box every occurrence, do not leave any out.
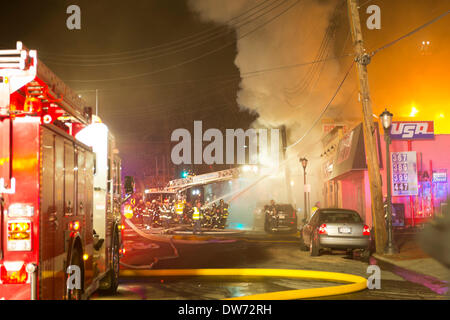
[192,201,203,234]
[159,199,172,229]
[143,201,153,229]
[218,199,229,229]
[175,198,185,224]
[209,203,219,229]
[202,204,213,228]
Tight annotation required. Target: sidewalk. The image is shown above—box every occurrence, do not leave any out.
[370,230,449,295]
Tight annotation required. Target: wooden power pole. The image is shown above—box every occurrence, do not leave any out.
[347,0,387,253]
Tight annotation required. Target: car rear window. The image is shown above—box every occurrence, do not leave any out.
[319,211,362,223]
[276,205,294,212]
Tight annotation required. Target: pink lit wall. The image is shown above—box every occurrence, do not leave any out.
[361,134,450,227]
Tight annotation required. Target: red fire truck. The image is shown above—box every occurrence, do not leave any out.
[0,42,123,300]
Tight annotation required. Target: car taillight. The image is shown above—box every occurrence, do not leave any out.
[0,262,28,284]
[319,223,327,234]
[69,220,80,232]
[363,225,371,236]
[7,220,32,251]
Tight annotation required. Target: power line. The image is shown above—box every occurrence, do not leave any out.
[286,61,354,150]
[74,53,350,95]
[39,0,277,59]
[370,9,450,56]
[43,0,290,66]
[64,0,302,83]
[40,0,287,65]
[285,0,341,97]
[359,0,374,8]
[104,79,238,116]
[284,8,450,150]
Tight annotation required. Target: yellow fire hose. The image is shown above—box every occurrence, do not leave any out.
[120,268,367,300]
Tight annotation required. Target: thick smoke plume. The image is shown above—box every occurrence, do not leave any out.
[188,0,359,223]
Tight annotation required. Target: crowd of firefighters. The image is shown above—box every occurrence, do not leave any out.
[131,196,230,233]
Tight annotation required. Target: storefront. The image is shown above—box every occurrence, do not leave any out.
[321,121,449,228]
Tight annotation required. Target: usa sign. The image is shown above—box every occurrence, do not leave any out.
[390,121,434,140]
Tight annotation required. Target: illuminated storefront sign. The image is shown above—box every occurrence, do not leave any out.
[432,170,447,183]
[390,121,434,140]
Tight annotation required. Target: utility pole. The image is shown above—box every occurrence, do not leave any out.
[347,0,387,253]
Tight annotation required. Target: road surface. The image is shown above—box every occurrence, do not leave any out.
[92,224,447,300]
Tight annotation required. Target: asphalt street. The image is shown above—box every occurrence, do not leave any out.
[92,225,448,300]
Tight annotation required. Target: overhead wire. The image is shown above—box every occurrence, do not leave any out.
[104,78,239,116]
[42,0,290,66]
[283,0,345,110]
[64,0,303,83]
[284,7,450,150]
[75,53,351,94]
[38,0,277,59]
[370,9,450,57]
[286,60,354,150]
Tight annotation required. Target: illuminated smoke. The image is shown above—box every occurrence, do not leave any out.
[188,0,359,225]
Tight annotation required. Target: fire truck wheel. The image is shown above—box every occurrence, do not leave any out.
[101,231,120,294]
[67,248,84,300]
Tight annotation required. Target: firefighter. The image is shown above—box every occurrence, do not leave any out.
[192,200,203,234]
[149,200,157,226]
[152,200,162,228]
[206,205,216,228]
[143,200,153,229]
[159,199,172,230]
[175,197,185,224]
[265,200,278,231]
[311,201,320,216]
[218,199,229,229]
[136,199,146,226]
[268,199,277,213]
[209,203,218,229]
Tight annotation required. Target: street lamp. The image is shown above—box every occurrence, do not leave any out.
[380,108,398,255]
[299,157,309,221]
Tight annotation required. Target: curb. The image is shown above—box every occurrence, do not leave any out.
[370,254,448,295]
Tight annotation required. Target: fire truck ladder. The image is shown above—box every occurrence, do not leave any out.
[166,168,243,193]
[0,41,91,124]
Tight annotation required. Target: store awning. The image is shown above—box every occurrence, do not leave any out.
[328,123,382,180]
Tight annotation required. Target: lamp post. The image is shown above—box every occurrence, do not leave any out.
[380,108,398,255]
[300,157,309,221]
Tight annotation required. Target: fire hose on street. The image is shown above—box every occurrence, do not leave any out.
[119,268,368,300]
[120,219,368,299]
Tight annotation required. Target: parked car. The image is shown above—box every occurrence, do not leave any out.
[264,203,297,233]
[300,208,371,258]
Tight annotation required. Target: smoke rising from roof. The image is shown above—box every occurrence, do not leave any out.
[187,0,361,215]
[188,0,356,145]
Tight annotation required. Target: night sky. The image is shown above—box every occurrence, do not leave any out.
[0,0,256,153]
